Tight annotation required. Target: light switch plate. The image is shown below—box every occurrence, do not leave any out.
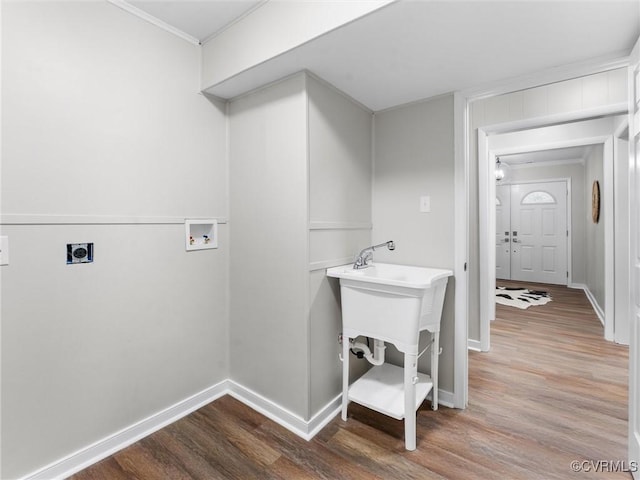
[0,236,8,265]
[420,196,431,213]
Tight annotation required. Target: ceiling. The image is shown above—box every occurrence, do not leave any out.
[121,1,640,111]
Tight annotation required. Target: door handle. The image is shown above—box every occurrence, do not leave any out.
[512,239,520,243]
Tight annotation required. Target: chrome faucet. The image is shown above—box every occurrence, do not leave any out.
[353,241,395,269]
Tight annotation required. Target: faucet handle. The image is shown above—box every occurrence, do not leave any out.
[353,241,393,269]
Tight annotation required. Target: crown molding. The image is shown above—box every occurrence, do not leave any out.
[107,0,200,46]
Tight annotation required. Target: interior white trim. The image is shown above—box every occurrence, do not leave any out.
[228,381,342,441]
[479,119,621,351]
[308,222,373,230]
[481,104,628,136]
[308,257,353,272]
[19,375,456,479]
[570,283,605,326]
[453,91,469,407]
[467,339,482,352]
[0,215,229,225]
[604,136,615,341]
[433,389,455,409]
[107,0,200,45]
[307,396,343,439]
[21,381,229,480]
[508,158,585,169]
[200,0,269,45]
[613,117,630,345]
[461,52,629,101]
[567,179,573,286]
[478,129,492,353]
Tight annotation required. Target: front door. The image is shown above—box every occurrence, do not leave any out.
[496,181,568,285]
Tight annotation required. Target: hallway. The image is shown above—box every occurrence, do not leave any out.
[468,281,629,478]
[72,283,629,479]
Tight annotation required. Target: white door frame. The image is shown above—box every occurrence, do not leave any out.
[614,118,630,345]
[454,49,634,467]
[454,55,629,408]
[453,92,469,408]
[495,184,511,281]
[627,34,640,474]
[478,116,623,351]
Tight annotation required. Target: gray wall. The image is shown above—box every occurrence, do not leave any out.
[228,73,373,420]
[1,2,228,479]
[585,145,606,309]
[307,75,373,415]
[228,74,309,418]
[372,94,456,393]
[506,163,586,284]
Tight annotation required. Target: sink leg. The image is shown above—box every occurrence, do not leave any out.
[404,352,417,451]
[342,335,350,421]
[432,331,440,411]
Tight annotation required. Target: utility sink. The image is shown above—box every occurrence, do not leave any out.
[326,263,452,354]
[327,262,453,451]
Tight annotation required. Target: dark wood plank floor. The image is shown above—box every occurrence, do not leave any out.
[72,282,629,479]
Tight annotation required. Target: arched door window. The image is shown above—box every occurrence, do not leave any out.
[521,191,556,205]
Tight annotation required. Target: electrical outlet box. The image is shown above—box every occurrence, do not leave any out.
[67,243,93,264]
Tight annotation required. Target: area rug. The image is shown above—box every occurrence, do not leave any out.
[496,286,552,309]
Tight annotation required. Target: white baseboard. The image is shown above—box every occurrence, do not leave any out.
[22,380,342,479]
[433,389,455,409]
[467,339,482,352]
[307,396,343,439]
[569,283,604,326]
[23,381,229,480]
[21,380,452,479]
[226,381,341,441]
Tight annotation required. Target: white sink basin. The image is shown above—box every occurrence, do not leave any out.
[326,262,452,291]
[326,263,452,354]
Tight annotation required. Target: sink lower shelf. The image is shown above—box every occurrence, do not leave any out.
[348,363,433,420]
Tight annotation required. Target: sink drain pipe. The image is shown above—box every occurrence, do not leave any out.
[350,338,386,366]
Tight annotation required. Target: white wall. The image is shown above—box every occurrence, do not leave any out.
[228,73,373,421]
[1,3,228,478]
[585,145,606,309]
[307,75,372,416]
[228,74,309,418]
[372,94,456,393]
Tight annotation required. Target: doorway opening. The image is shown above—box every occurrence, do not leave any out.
[478,115,628,352]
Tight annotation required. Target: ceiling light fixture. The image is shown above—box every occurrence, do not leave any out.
[495,157,505,181]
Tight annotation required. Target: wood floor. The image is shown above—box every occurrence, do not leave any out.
[72,282,629,479]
